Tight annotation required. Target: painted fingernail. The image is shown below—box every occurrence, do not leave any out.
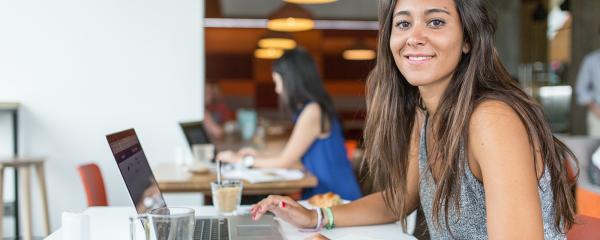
[280,201,286,208]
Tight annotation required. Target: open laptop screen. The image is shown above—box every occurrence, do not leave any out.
[179,120,212,148]
[106,129,166,213]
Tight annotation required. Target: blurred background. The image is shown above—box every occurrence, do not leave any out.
[0,0,599,238]
[203,0,598,138]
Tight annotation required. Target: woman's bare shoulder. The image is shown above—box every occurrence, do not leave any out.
[469,99,532,165]
[298,102,322,122]
[470,100,521,130]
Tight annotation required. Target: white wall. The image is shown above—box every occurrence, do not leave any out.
[0,0,204,236]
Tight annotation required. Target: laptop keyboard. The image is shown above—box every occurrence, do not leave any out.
[194,218,229,240]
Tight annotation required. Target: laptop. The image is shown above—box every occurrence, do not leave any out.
[180,120,212,148]
[180,120,216,162]
[106,128,284,240]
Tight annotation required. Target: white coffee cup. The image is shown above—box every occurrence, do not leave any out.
[192,144,215,163]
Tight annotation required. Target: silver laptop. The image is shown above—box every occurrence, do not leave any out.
[106,128,284,240]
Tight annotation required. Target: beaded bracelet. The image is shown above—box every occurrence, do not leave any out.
[324,207,335,230]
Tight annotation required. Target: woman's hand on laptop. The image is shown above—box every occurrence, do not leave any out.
[251,195,316,229]
[217,148,257,164]
[216,150,241,163]
[237,147,257,157]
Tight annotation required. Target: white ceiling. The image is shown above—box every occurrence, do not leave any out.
[219,0,378,20]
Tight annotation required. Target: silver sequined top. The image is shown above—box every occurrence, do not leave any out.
[418,115,566,239]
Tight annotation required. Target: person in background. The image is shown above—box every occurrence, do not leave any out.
[204,82,235,139]
[250,0,577,238]
[576,24,600,137]
[217,48,362,201]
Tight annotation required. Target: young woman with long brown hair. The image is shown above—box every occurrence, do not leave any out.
[249,0,577,238]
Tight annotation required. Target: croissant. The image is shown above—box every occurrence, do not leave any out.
[307,192,342,208]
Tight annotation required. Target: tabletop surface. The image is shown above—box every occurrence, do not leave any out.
[154,163,318,194]
[46,204,416,240]
[155,129,320,194]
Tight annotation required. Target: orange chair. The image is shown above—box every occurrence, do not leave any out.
[345,140,358,161]
[559,136,600,219]
[567,214,600,240]
[77,163,108,206]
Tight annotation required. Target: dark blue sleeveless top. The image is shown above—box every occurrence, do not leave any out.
[294,104,362,200]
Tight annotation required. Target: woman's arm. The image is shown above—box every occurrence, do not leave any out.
[330,192,399,226]
[249,192,398,229]
[252,103,324,168]
[469,101,545,240]
[250,187,420,229]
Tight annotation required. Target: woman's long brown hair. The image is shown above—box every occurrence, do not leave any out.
[363,0,577,233]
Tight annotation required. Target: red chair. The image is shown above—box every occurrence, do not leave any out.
[567,214,600,240]
[77,163,108,206]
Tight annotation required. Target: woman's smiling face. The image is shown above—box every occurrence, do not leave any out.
[389,0,469,88]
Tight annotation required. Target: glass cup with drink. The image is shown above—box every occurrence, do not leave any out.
[211,179,243,216]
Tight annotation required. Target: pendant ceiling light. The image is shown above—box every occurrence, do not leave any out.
[258,31,297,50]
[254,48,284,59]
[343,39,376,61]
[268,3,314,32]
[284,0,337,4]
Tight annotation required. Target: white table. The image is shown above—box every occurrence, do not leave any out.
[45,205,416,240]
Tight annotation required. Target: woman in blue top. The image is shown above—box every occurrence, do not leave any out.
[217,48,362,200]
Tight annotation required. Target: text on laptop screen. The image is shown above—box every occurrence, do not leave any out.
[107,129,166,213]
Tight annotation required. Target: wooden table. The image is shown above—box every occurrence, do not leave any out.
[154,163,318,195]
[155,127,317,195]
